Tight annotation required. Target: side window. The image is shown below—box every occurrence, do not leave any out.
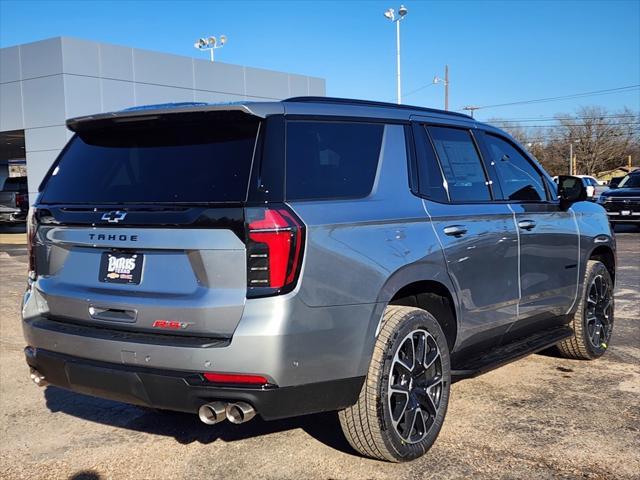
[286,121,384,200]
[484,134,547,201]
[412,124,448,202]
[427,126,491,202]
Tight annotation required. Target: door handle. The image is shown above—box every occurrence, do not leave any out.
[443,225,468,237]
[89,306,137,323]
[518,220,537,231]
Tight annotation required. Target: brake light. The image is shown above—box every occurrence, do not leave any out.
[16,193,28,209]
[245,205,304,297]
[203,372,270,385]
[26,207,37,278]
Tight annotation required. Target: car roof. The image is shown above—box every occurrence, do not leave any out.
[66,96,483,131]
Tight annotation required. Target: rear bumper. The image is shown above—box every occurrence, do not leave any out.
[0,210,26,223]
[23,286,384,388]
[25,346,364,420]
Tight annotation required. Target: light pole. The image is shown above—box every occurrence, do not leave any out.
[194,35,227,62]
[433,65,449,110]
[384,5,408,104]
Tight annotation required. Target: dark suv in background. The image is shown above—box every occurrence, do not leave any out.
[598,170,640,228]
[23,98,615,462]
[0,176,29,224]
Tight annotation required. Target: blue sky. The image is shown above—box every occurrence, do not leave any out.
[1,0,638,122]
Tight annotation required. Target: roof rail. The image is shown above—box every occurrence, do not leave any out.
[285,96,473,119]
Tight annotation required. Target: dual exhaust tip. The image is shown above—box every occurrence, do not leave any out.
[198,401,256,425]
[29,368,48,387]
[29,367,254,425]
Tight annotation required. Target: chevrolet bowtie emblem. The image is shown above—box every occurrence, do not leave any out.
[101,210,128,223]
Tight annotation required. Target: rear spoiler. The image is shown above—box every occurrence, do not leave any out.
[66,102,283,132]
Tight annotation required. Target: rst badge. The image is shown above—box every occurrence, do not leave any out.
[152,319,194,330]
[99,252,143,284]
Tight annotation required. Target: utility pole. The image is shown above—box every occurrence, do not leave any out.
[444,64,449,111]
[569,142,573,175]
[463,105,480,118]
[433,66,450,110]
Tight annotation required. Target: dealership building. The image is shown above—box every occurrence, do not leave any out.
[0,37,326,197]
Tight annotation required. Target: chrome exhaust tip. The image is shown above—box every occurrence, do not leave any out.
[198,402,227,425]
[29,368,48,387]
[226,402,256,424]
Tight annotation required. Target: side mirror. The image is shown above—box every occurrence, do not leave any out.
[557,175,587,209]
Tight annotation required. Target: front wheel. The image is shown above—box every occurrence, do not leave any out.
[556,260,614,360]
[339,306,451,462]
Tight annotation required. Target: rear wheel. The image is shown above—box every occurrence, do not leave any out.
[556,260,614,360]
[339,306,451,462]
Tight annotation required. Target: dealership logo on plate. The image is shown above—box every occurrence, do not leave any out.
[106,254,137,281]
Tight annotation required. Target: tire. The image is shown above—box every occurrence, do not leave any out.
[555,260,614,360]
[339,305,451,462]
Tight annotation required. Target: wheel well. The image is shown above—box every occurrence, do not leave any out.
[389,281,457,351]
[590,246,616,285]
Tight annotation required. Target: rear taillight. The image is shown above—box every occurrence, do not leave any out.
[16,193,28,210]
[245,205,304,297]
[26,207,37,278]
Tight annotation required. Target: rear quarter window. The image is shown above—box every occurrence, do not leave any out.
[427,126,491,202]
[285,121,384,200]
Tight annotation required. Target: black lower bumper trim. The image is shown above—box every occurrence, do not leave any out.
[24,347,365,421]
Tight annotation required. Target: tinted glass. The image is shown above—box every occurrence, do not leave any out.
[40,119,259,204]
[286,121,384,200]
[619,174,640,188]
[427,127,490,202]
[414,125,448,202]
[484,134,547,201]
[2,177,27,192]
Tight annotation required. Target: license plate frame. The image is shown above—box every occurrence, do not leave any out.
[99,252,143,284]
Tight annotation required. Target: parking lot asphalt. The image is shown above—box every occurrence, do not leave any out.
[0,227,638,480]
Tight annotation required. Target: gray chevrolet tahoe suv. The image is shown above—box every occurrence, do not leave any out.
[23,97,616,462]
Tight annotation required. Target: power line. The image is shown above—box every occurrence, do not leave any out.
[503,129,640,142]
[460,85,640,111]
[394,83,435,102]
[491,113,639,123]
[491,122,640,128]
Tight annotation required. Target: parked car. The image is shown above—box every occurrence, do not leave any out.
[598,170,640,228]
[575,174,609,198]
[553,175,601,200]
[608,176,624,188]
[0,176,29,223]
[23,98,616,462]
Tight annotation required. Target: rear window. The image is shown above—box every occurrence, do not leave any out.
[2,177,27,192]
[40,117,260,204]
[285,121,384,200]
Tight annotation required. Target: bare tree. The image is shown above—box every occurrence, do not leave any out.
[556,106,639,175]
[486,107,639,176]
